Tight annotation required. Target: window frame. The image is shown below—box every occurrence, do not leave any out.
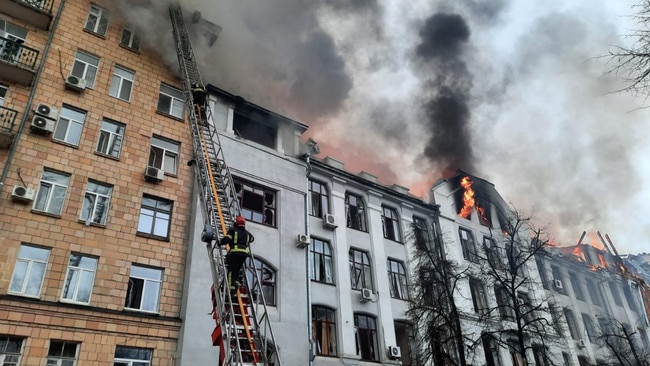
[349,248,373,291]
[9,244,50,297]
[581,313,596,343]
[469,277,488,315]
[312,305,337,357]
[96,118,125,158]
[119,27,141,51]
[308,179,330,218]
[53,106,86,147]
[61,253,98,305]
[109,65,134,102]
[310,237,334,285]
[136,195,173,240]
[354,313,379,362]
[46,341,79,366]
[495,286,514,320]
[156,83,184,119]
[84,4,110,36]
[563,309,580,340]
[148,135,180,175]
[569,272,585,301]
[113,346,152,366]
[412,216,430,242]
[79,180,113,225]
[124,264,163,313]
[34,169,71,215]
[381,205,402,242]
[387,258,408,300]
[459,227,477,262]
[234,178,277,227]
[245,257,276,306]
[345,192,367,232]
[70,50,99,89]
[0,335,24,366]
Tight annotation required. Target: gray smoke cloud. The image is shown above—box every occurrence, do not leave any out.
[115,0,648,254]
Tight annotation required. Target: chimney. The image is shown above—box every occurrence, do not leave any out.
[358,171,378,183]
[323,156,345,170]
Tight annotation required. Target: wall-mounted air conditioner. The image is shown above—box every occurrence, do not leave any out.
[296,234,310,248]
[553,279,563,289]
[65,74,87,92]
[360,288,373,302]
[30,115,55,133]
[387,345,402,359]
[11,185,35,202]
[144,166,164,183]
[34,103,59,120]
[323,213,338,229]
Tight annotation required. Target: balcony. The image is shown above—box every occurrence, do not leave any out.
[0,0,54,30]
[0,36,39,86]
[0,106,18,149]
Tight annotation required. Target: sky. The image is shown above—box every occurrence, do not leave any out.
[119,0,649,255]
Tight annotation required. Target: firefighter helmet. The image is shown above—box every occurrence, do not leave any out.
[235,215,246,227]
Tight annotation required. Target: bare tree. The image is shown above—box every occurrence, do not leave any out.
[470,210,562,366]
[407,214,470,366]
[596,316,650,366]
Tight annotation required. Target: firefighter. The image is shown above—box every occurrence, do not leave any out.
[191,82,207,124]
[219,215,255,294]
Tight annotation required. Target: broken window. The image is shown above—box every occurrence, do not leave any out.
[245,257,276,306]
[387,258,408,300]
[349,248,372,290]
[310,238,334,284]
[233,110,277,149]
[234,178,276,227]
[581,313,596,343]
[354,313,379,362]
[312,305,337,356]
[309,179,329,218]
[345,192,367,231]
[563,309,580,340]
[569,272,585,301]
[484,237,504,270]
[381,206,402,242]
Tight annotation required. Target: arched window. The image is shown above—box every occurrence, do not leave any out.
[354,313,379,361]
[349,248,372,290]
[310,238,334,284]
[312,305,337,356]
[245,257,276,306]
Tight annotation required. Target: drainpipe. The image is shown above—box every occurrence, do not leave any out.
[304,152,315,366]
[0,0,67,194]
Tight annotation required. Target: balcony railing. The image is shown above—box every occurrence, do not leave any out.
[17,0,55,13]
[0,36,39,71]
[0,106,19,134]
[0,0,54,30]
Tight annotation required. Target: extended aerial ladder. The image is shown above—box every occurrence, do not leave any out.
[168,4,282,365]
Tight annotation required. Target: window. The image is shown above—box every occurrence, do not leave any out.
[564,309,579,340]
[585,278,602,306]
[484,236,504,270]
[80,181,112,225]
[387,259,408,300]
[532,346,549,366]
[581,313,596,343]
[518,292,534,323]
[312,306,337,357]
[495,286,514,320]
[510,348,526,366]
[562,353,573,366]
[482,334,499,366]
[234,178,276,226]
[232,110,277,149]
[459,227,477,262]
[148,136,179,175]
[61,254,97,304]
[0,335,24,366]
[0,20,27,64]
[549,304,564,336]
[120,27,141,51]
[109,66,134,101]
[157,84,184,119]
[0,83,6,106]
[84,4,109,36]
[469,278,488,315]
[354,313,379,361]
[137,195,172,240]
[310,238,334,284]
[345,192,367,231]
[309,180,329,218]
[577,356,590,366]
[9,244,50,297]
[96,119,125,158]
[569,272,585,301]
[349,248,373,290]
[412,216,430,242]
[536,257,550,289]
[124,264,162,312]
[381,206,402,242]
[70,51,99,88]
[623,284,639,311]
[551,266,566,295]
[609,282,623,306]
[46,341,78,366]
[34,169,70,215]
[54,106,86,146]
[113,346,152,366]
[245,257,276,306]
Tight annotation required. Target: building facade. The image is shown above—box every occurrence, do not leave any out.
[0,1,193,365]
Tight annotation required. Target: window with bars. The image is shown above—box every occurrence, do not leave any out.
[61,254,97,304]
[312,305,337,357]
[80,180,112,225]
[96,119,125,158]
[124,264,162,313]
[349,248,372,290]
[354,313,379,361]
[234,178,276,227]
[136,195,173,240]
[381,206,402,242]
[387,258,408,300]
[345,192,367,231]
[34,169,70,215]
[70,51,99,88]
[310,238,334,284]
[46,341,78,366]
[84,4,109,36]
[309,179,329,218]
[53,106,86,147]
[9,244,50,297]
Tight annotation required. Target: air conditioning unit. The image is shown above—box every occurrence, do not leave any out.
[387,345,401,359]
[34,104,59,120]
[577,339,586,348]
[65,74,87,92]
[553,279,563,289]
[144,166,164,183]
[323,213,338,229]
[360,288,373,302]
[30,115,55,133]
[11,185,35,202]
[296,234,310,248]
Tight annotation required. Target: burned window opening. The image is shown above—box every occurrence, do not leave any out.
[235,179,277,227]
[233,110,277,149]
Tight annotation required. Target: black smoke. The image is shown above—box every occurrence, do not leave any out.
[415,12,475,175]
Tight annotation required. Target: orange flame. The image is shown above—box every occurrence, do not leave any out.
[458,176,475,218]
[572,246,585,262]
[598,253,607,269]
